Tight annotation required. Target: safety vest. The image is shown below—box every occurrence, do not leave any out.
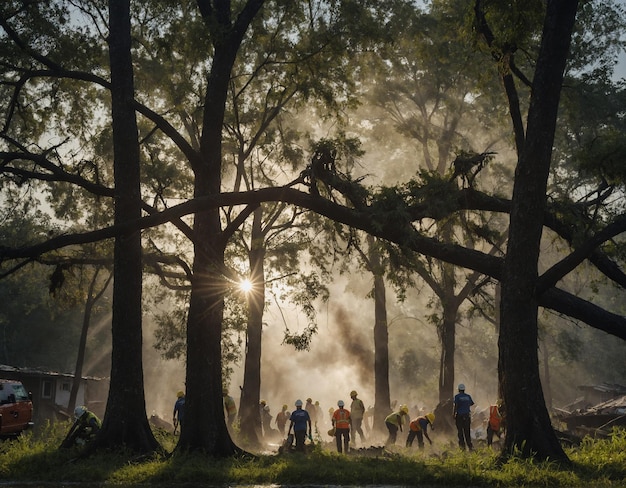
[333,408,351,429]
[409,416,427,432]
[350,398,365,419]
[385,411,404,427]
[489,405,502,431]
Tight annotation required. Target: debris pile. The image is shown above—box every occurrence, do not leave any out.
[558,395,626,438]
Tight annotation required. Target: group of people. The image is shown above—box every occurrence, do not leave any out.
[167,384,505,454]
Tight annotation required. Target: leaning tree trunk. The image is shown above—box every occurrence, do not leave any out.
[69,269,112,415]
[239,207,265,446]
[499,0,578,462]
[89,0,161,454]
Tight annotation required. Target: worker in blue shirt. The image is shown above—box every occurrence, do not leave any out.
[453,383,474,450]
[288,399,312,452]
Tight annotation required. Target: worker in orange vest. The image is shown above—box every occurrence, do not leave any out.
[487,401,505,447]
[406,412,435,449]
[332,400,351,454]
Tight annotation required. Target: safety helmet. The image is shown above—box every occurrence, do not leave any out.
[426,413,435,423]
[338,400,345,407]
[400,404,409,414]
[458,383,466,391]
[260,399,266,405]
[177,391,184,398]
[350,390,358,397]
[74,406,87,419]
[282,404,288,410]
[295,399,303,407]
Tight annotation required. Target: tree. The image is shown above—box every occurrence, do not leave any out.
[495,0,580,462]
[358,0,510,424]
[90,0,161,453]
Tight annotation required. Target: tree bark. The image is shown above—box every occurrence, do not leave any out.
[499,0,579,462]
[89,0,160,454]
[239,207,265,446]
[370,238,390,433]
[177,0,264,454]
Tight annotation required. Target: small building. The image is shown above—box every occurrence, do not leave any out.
[0,364,108,426]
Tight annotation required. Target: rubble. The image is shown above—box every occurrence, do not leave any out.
[557,394,626,438]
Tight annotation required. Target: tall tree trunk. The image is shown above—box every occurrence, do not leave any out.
[177,0,264,454]
[499,0,578,462]
[90,0,160,453]
[433,283,460,435]
[438,306,456,402]
[370,238,390,433]
[239,207,265,446]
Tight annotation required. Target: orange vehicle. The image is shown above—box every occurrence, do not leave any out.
[0,379,34,436]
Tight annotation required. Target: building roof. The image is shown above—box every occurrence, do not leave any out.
[577,383,626,395]
[0,364,106,381]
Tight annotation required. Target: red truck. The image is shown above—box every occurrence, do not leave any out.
[0,379,34,436]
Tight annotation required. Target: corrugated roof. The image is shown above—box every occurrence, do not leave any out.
[0,364,106,381]
[577,383,626,394]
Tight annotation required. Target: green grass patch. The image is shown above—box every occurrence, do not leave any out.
[1,423,625,487]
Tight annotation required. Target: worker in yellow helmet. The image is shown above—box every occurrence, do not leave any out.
[275,404,290,436]
[349,390,366,446]
[406,412,435,449]
[172,390,185,434]
[384,404,409,446]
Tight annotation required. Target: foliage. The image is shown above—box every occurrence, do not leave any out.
[1,425,626,486]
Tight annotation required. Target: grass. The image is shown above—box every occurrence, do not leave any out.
[1,420,625,487]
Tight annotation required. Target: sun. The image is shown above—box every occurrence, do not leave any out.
[240,279,253,292]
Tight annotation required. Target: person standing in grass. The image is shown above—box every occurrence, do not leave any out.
[349,390,366,446]
[172,390,185,433]
[332,400,351,454]
[288,399,312,452]
[276,403,290,437]
[453,384,474,451]
[487,400,505,447]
